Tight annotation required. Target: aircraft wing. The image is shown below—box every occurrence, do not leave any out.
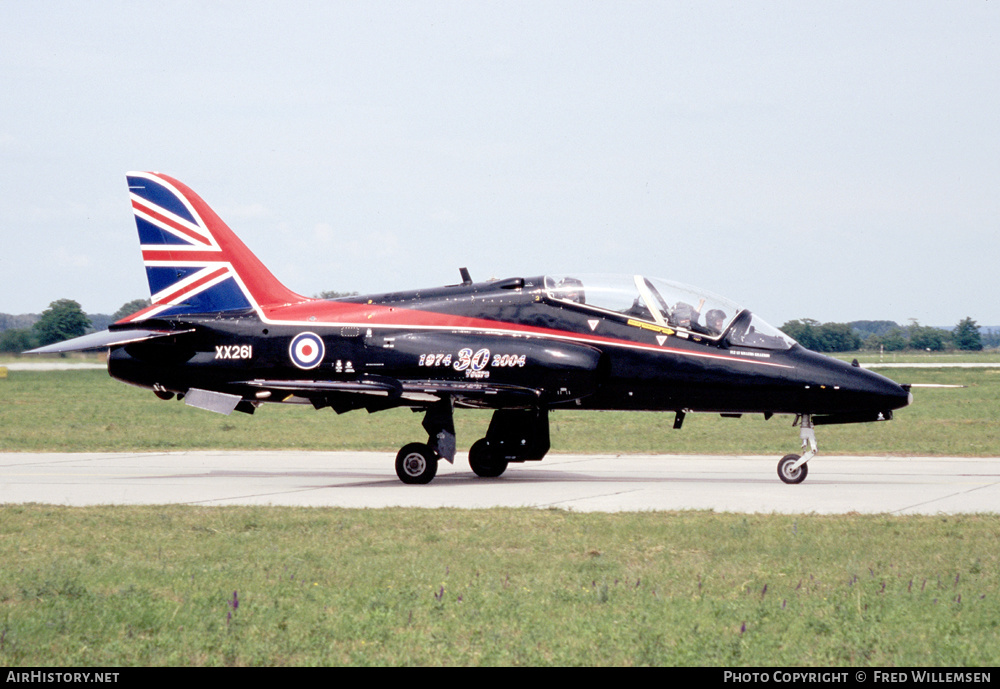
[25,327,197,354]
[238,376,543,409]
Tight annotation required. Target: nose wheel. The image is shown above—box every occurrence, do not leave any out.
[777,453,809,484]
[778,414,816,484]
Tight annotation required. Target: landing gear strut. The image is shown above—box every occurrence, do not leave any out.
[394,399,455,485]
[778,414,816,484]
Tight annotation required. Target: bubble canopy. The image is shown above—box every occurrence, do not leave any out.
[543,274,795,351]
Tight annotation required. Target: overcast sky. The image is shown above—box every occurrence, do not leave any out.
[2,1,997,327]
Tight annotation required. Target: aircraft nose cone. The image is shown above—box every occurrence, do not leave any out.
[855,366,910,405]
[794,349,912,417]
[853,365,913,414]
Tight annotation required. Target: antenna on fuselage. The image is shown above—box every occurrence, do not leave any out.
[459,267,473,285]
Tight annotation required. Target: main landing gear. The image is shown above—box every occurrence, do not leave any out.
[395,442,439,484]
[468,438,509,478]
[393,402,550,485]
[777,414,817,484]
[394,399,454,484]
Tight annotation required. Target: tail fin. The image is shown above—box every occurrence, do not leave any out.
[122,172,306,322]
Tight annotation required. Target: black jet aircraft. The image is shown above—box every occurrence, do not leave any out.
[30,172,912,484]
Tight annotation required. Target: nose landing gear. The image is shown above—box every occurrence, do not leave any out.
[394,399,454,485]
[778,414,816,484]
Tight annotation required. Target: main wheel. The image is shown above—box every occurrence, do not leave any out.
[395,443,438,484]
[469,438,508,478]
[777,453,808,484]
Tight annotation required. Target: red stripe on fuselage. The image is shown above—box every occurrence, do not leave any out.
[261,300,791,368]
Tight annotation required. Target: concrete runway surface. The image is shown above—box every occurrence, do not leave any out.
[1,451,998,514]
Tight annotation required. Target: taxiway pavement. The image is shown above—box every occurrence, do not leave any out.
[1,451,997,514]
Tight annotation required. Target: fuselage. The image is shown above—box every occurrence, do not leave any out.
[108,274,912,422]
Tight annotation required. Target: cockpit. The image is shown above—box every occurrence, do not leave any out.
[543,274,795,351]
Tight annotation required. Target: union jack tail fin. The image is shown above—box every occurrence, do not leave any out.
[121,171,306,322]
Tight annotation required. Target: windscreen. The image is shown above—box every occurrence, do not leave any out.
[725,312,796,350]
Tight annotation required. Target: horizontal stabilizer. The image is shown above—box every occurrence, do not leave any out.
[25,328,196,354]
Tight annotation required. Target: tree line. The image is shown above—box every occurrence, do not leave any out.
[0,299,148,353]
[779,317,988,353]
[0,298,993,354]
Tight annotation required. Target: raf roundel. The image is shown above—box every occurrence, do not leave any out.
[289,332,325,370]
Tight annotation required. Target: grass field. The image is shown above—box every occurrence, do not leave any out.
[1,506,998,666]
[1,356,999,666]
[2,362,999,456]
